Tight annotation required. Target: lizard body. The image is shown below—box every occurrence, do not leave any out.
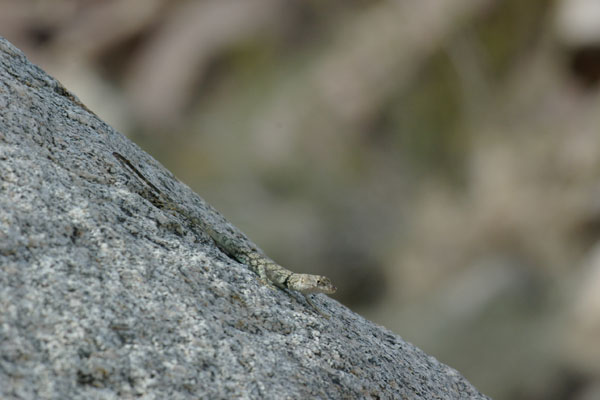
[113,152,336,314]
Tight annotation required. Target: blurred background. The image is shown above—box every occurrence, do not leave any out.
[3,0,600,398]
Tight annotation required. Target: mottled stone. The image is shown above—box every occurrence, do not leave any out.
[0,36,489,400]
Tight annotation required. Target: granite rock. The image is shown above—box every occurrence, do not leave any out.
[0,36,489,400]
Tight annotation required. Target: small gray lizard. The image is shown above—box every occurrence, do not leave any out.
[113,152,336,315]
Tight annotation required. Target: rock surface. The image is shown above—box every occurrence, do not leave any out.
[0,37,489,399]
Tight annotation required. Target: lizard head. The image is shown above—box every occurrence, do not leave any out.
[288,274,337,295]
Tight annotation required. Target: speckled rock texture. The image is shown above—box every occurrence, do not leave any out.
[0,36,489,400]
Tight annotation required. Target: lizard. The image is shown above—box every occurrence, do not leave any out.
[112,152,337,316]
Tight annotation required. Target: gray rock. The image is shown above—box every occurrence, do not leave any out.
[0,36,489,400]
